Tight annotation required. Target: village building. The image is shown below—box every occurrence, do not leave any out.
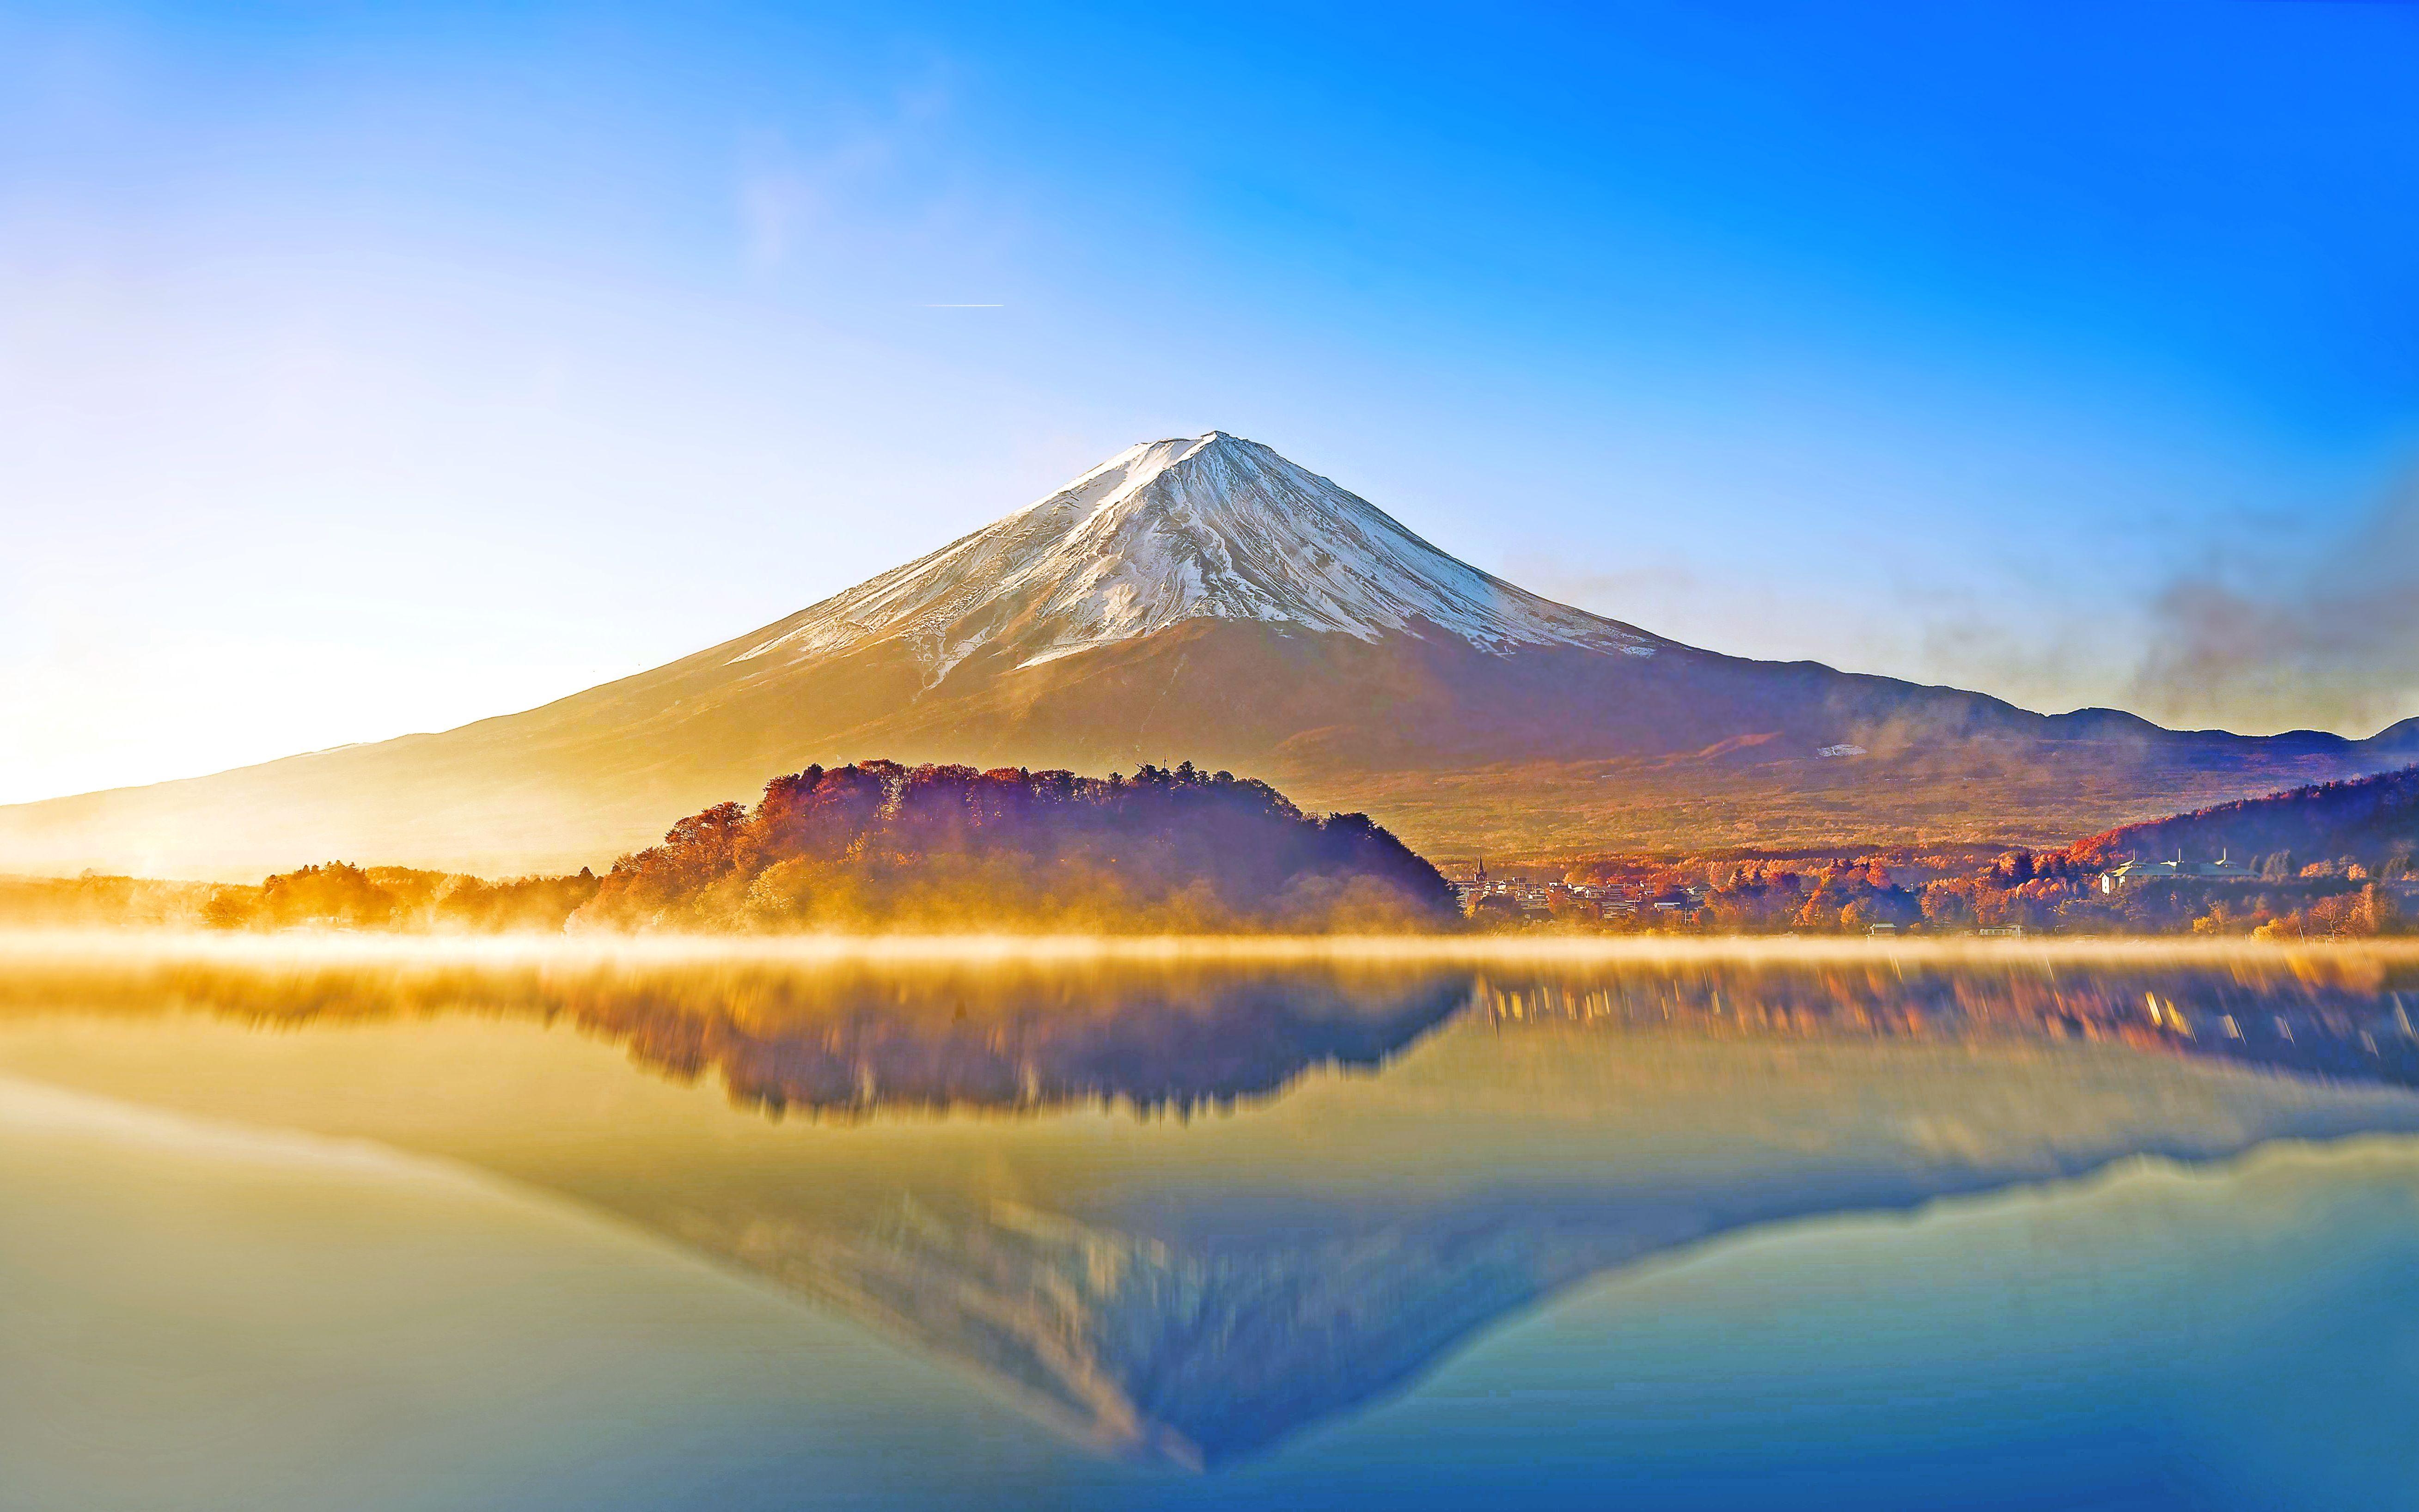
[2098,853,2257,894]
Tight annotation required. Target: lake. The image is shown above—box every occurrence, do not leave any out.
[4,935,2418,1511]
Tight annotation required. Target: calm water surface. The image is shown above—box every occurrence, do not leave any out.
[4,938,2418,1510]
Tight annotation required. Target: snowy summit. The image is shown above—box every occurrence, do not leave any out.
[734,431,1657,684]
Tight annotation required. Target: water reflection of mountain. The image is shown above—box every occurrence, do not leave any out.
[687,1188,1662,1468]
[10,945,2419,1469]
[634,1001,2419,1468]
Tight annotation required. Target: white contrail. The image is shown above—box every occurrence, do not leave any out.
[923,302,1003,308]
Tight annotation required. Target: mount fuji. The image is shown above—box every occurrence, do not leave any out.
[7,431,2415,879]
[727,432,1661,677]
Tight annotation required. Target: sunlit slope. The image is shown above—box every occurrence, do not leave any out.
[6,431,2416,878]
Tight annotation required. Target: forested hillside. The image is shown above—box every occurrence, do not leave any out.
[2067,766,2419,875]
[1671,766,2419,937]
[572,759,1459,933]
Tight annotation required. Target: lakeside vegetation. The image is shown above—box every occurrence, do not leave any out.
[0,865,602,933]
[1,761,1456,936]
[1545,765,2419,939]
[4,762,2414,940]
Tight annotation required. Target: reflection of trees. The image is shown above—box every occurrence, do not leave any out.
[1470,959,2419,1090]
[0,954,1476,1117]
[560,963,1477,1116]
[13,946,2419,1104]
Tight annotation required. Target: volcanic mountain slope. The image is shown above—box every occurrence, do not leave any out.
[6,430,2417,879]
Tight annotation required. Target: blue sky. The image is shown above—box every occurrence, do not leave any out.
[4,1,2418,800]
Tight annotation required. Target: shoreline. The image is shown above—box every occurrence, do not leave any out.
[4,927,2419,969]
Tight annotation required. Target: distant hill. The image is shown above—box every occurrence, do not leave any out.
[6,431,2416,878]
[2068,764,2419,875]
[569,759,1459,933]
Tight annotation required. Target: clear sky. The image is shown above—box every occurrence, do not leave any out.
[5,0,2418,803]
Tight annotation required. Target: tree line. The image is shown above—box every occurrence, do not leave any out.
[1544,764,2419,936]
[2,761,1455,934]
[198,863,602,932]
[572,759,1458,933]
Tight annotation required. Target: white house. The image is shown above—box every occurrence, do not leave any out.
[2099,852,2256,894]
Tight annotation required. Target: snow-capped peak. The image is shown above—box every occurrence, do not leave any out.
[731,431,1656,683]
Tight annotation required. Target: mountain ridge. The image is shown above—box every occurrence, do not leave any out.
[6,431,2416,880]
